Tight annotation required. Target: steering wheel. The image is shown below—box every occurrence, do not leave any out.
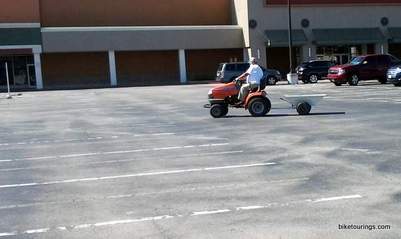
[235,78,243,89]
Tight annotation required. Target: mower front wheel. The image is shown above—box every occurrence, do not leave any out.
[248,97,271,117]
[210,104,228,118]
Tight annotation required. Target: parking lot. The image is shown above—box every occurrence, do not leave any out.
[0,80,400,239]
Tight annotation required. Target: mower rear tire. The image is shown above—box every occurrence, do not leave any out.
[297,102,312,115]
[210,104,228,118]
[248,97,271,117]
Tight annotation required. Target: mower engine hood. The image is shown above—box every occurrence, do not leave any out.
[210,82,239,99]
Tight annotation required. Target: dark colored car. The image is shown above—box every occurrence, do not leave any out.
[387,64,401,86]
[216,62,282,85]
[328,54,400,86]
[296,60,335,83]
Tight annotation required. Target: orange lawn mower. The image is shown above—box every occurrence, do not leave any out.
[204,79,327,118]
[204,78,271,118]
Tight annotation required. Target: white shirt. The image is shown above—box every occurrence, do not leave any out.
[246,64,264,85]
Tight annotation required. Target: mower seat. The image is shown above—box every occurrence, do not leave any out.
[250,78,267,93]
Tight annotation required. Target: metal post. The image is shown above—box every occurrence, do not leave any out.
[5,62,12,99]
[288,0,293,73]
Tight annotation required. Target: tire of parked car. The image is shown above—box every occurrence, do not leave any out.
[297,102,312,115]
[267,76,277,85]
[334,82,342,86]
[308,74,319,84]
[394,83,401,87]
[210,104,228,118]
[349,74,359,86]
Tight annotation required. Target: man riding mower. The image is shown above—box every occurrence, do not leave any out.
[205,58,272,118]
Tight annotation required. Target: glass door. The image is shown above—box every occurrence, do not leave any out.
[0,56,14,87]
[333,54,350,65]
[27,64,36,87]
[12,56,29,87]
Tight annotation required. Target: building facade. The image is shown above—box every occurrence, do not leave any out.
[1,0,401,89]
[244,0,401,74]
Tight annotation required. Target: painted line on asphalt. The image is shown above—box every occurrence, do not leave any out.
[0,194,363,237]
[86,150,245,166]
[340,148,382,155]
[191,209,231,216]
[0,177,309,211]
[0,143,230,163]
[0,150,245,172]
[0,133,176,148]
[313,195,363,203]
[0,162,276,189]
[0,232,17,237]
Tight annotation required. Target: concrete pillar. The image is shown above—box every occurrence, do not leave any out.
[33,53,43,90]
[301,45,317,62]
[361,44,368,55]
[243,48,251,62]
[179,49,187,84]
[250,46,267,68]
[375,42,389,54]
[108,50,117,86]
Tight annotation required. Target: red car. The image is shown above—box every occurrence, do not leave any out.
[328,54,400,86]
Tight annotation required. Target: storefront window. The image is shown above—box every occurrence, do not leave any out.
[0,56,14,86]
[316,45,362,65]
[0,55,35,88]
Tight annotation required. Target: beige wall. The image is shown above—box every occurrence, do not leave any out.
[0,0,40,23]
[116,51,180,86]
[41,26,244,53]
[42,53,109,88]
[232,0,250,48]
[40,0,231,27]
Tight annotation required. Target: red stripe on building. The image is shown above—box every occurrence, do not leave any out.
[266,0,401,4]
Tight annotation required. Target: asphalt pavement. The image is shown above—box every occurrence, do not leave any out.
[0,80,400,239]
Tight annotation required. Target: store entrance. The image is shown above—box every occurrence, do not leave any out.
[316,45,371,65]
[0,55,36,89]
[266,47,301,75]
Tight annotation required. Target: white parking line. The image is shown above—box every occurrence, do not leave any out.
[0,232,17,237]
[24,228,50,234]
[1,177,309,211]
[313,195,363,203]
[87,150,244,166]
[0,150,245,172]
[0,133,176,148]
[340,148,382,155]
[0,162,276,189]
[0,194,362,237]
[191,209,231,216]
[0,143,230,163]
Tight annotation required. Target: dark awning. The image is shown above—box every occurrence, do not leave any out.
[0,28,41,46]
[388,28,401,43]
[265,29,307,47]
[312,28,384,45]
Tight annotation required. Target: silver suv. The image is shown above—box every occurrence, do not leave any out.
[216,62,281,85]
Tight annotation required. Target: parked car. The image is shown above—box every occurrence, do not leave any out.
[387,64,401,86]
[296,60,335,83]
[216,62,282,85]
[327,54,400,86]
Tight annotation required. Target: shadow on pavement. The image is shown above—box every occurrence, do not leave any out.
[225,112,346,118]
